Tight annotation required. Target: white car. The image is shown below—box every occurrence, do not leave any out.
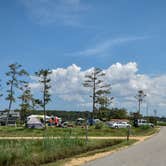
[136,119,154,127]
[108,121,131,128]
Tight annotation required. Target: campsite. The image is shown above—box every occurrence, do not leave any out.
[0,116,158,166]
[0,109,159,166]
[0,1,166,165]
[0,109,158,166]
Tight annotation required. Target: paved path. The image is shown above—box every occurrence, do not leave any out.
[83,127,166,166]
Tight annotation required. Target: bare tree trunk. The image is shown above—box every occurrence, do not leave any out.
[43,80,46,129]
[92,72,96,118]
[138,99,141,114]
[85,122,88,144]
[6,82,14,126]
[6,99,12,126]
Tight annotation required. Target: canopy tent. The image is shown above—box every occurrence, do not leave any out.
[26,117,44,129]
[27,115,51,121]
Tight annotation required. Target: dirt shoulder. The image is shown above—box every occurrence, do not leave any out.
[64,130,160,166]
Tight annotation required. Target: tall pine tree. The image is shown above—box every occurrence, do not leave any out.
[83,68,112,118]
[6,63,28,125]
[35,69,52,128]
[19,82,34,123]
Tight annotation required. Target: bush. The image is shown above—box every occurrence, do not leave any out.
[139,125,151,130]
[94,123,103,129]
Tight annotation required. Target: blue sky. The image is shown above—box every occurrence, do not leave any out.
[0,0,166,116]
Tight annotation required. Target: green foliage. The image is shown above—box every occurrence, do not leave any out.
[0,138,123,166]
[109,108,128,119]
[83,68,112,116]
[130,112,142,120]
[139,125,151,130]
[147,117,157,125]
[95,107,128,120]
[0,125,157,137]
[19,83,34,123]
[35,69,52,128]
[94,122,103,129]
[5,63,29,125]
[157,121,166,126]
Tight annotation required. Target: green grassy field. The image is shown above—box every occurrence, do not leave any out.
[157,121,166,126]
[0,125,157,137]
[42,139,136,166]
[0,137,129,166]
[0,125,158,166]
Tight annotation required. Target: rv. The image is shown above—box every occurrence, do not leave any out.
[0,111,20,126]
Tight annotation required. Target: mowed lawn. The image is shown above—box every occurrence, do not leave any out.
[0,125,157,137]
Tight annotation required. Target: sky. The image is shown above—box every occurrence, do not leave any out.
[0,0,166,116]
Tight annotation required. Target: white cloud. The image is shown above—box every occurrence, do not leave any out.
[19,0,89,25]
[76,36,149,56]
[30,64,89,102]
[30,62,166,116]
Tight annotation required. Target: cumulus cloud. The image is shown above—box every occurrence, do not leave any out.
[30,62,166,115]
[19,0,89,25]
[31,64,89,102]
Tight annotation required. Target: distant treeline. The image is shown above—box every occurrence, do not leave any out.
[31,108,166,122]
[2,107,165,122]
[28,107,129,121]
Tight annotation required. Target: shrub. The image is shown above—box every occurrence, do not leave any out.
[139,125,150,130]
[94,123,103,129]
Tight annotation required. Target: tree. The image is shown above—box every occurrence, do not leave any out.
[31,97,38,111]
[97,96,114,109]
[109,108,128,119]
[6,63,28,125]
[83,68,111,117]
[135,90,146,114]
[19,83,34,123]
[35,69,52,128]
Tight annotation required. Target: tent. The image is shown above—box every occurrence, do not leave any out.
[26,117,44,129]
[27,115,51,122]
[76,118,85,125]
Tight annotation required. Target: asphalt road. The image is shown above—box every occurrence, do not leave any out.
[83,127,166,166]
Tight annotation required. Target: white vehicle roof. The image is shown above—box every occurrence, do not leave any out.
[27,115,51,119]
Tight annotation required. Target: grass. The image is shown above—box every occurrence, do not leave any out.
[42,139,137,166]
[0,137,125,166]
[129,126,158,136]
[157,121,166,126]
[0,125,157,166]
[0,125,157,137]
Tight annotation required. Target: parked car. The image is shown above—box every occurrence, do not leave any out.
[87,118,102,125]
[134,119,154,127]
[108,121,131,128]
